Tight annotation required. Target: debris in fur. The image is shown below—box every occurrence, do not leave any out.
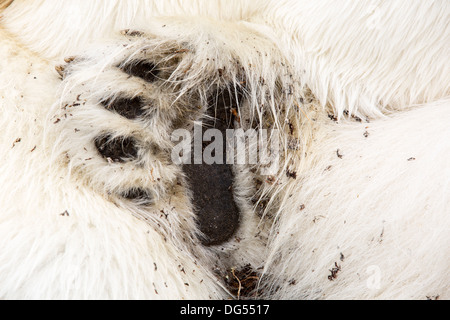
[328,262,341,281]
[120,29,144,37]
[225,264,260,299]
[265,176,276,184]
[287,136,300,150]
[343,110,363,122]
[328,113,338,122]
[287,121,294,135]
[59,210,69,217]
[11,138,21,148]
[286,169,297,179]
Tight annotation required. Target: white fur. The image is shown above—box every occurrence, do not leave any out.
[0,0,448,299]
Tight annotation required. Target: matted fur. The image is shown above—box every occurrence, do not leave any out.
[0,0,448,299]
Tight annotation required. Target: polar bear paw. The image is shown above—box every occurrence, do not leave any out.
[49,28,251,245]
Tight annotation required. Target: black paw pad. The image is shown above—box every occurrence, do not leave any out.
[121,60,160,83]
[184,89,242,246]
[94,134,138,162]
[184,163,239,246]
[120,188,153,205]
[101,96,147,120]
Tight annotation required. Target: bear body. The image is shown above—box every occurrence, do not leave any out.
[0,0,448,299]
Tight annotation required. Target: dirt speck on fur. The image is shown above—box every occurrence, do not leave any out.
[225,264,260,299]
[11,138,21,148]
[328,262,341,281]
